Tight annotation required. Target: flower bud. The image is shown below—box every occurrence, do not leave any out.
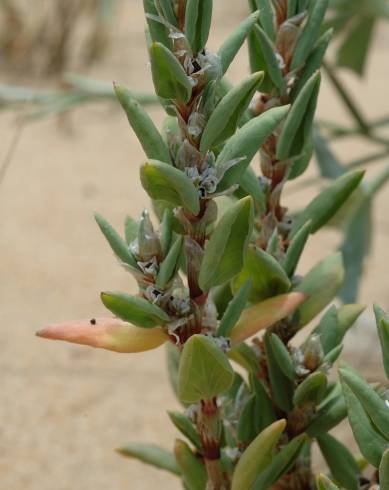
[36,317,168,353]
[304,334,324,371]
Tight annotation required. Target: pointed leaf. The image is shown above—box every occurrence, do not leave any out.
[165,342,181,397]
[306,390,347,437]
[218,279,252,337]
[143,0,171,48]
[178,334,234,403]
[270,334,296,381]
[95,213,138,269]
[292,28,332,98]
[231,420,286,490]
[253,24,286,93]
[256,0,276,40]
[124,215,139,245]
[294,371,328,407]
[200,72,264,151]
[216,105,290,167]
[199,197,253,292]
[114,84,171,163]
[291,0,329,70]
[277,72,321,160]
[374,304,389,380]
[185,0,213,54]
[291,170,364,237]
[174,439,207,490]
[251,434,308,490]
[156,236,183,288]
[317,434,359,490]
[168,411,201,450]
[265,334,294,411]
[341,381,388,468]
[101,291,170,327]
[150,42,192,103]
[294,253,345,327]
[36,317,168,353]
[218,11,260,74]
[340,366,389,440]
[230,292,306,344]
[117,442,179,475]
[282,220,311,277]
[140,160,200,215]
[232,246,291,302]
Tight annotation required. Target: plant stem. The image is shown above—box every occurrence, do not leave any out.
[197,399,228,490]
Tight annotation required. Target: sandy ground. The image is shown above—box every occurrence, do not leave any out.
[1,2,389,489]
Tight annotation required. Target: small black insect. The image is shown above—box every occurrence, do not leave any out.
[90,318,97,325]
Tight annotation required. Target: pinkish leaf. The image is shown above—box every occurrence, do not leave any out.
[229,292,307,345]
[36,317,168,353]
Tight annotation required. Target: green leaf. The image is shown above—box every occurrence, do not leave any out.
[323,344,343,365]
[336,16,376,76]
[140,160,200,215]
[288,130,314,180]
[95,213,138,269]
[291,170,364,236]
[256,0,276,41]
[168,411,201,450]
[247,24,274,93]
[291,28,332,98]
[317,434,359,490]
[253,24,286,93]
[160,208,173,257]
[217,105,289,167]
[313,304,365,354]
[101,291,170,327]
[238,167,267,212]
[199,197,253,292]
[314,129,344,179]
[340,366,389,440]
[265,334,294,411]
[251,434,307,490]
[294,371,327,407]
[200,72,264,151]
[282,220,311,277]
[156,236,183,288]
[184,0,213,54]
[230,292,306,345]
[124,215,139,245]
[277,72,321,160]
[218,279,252,337]
[156,0,177,26]
[149,42,192,103]
[174,439,207,490]
[178,334,234,403]
[294,253,345,327]
[287,0,298,17]
[306,390,347,437]
[218,11,260,74]
[231,420,286,490]
[316,474,340,490]
[341,381,388,468]
[270,334,296,381]
[251,376,277,432]
[291,0,329,70]
[374,304,389,380]
[379,448,389,490]
[233,246,291,302]
[237,394,257,444]
[228,342,259,372]
[114,84,171,164]
[117,442,180,475]
[143,0,171,48]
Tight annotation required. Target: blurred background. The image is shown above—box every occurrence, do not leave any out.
[1,1,389,489]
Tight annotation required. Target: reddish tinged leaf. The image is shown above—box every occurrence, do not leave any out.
[36,317,168,353]
[230,292,307,345]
